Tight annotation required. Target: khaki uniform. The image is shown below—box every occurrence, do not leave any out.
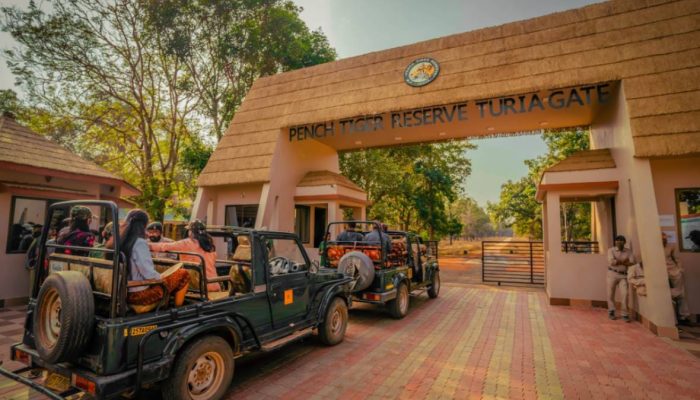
[607,246,635,317]
[627,264,646,296]
[664,243,690,319]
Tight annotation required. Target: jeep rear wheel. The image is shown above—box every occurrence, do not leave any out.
[33,271,94,363]
[164,336,234,400]
[318,297,348,346]
[387,281,409,319]
[428,270,440,299]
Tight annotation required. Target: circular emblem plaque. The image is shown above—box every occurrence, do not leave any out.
[404,58,440,87]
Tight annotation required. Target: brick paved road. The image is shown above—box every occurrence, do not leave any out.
[2,284,700,399]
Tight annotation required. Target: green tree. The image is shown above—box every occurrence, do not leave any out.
[340,141,475,239]
[143,0,337,139]
[0,89,21,116]
[2,0,336,218]
[2,0,197,219]
[488,129,590,239]
[449,197,494,239]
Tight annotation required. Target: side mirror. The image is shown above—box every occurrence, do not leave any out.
[310,260,320,274]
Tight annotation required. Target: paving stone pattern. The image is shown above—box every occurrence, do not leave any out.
[1,285,699,399]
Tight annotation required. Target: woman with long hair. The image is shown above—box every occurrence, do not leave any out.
[148,220,221,293]
[114,209,190,307]
[56,206,95,256]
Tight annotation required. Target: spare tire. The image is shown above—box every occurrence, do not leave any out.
[33,271,94,364]
[337,251,375,292]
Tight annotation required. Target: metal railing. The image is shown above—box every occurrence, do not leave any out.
[561,241,599,254]
[482,241,544,285]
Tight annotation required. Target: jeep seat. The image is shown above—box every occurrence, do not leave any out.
[47,253,114,295]
[228,236,253,295]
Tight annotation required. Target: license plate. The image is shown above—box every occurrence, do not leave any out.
[45,372,71,392]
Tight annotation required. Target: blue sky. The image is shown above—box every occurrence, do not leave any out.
[0,0,602,206]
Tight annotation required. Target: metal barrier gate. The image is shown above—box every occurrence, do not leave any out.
[482,241,544,285]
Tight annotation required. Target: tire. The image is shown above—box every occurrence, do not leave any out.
[163,336,234,400]
[318,297,348,346]
[33,271,94,364]
[337,251,375,292]
[387,281,409,319]
[428,270,440,299]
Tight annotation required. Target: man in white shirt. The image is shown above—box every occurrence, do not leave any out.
[607,235,635,322]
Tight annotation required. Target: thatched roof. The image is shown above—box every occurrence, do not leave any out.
[545,149,616,173]
[0,115,138,194]
[297,170,364,192]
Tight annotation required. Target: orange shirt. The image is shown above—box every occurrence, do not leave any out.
[149,238,220,292]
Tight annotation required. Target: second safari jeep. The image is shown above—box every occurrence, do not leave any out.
[321,221,440,319]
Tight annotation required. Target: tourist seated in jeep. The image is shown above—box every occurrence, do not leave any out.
[337,221,364,242]
[56,206,96,256]
[363,221,391,254]
[117,209,190,308]
[147,220,221,293]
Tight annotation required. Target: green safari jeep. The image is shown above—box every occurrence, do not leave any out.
[0,200,352,400]
[321,221,440,319]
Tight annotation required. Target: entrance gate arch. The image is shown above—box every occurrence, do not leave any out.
[193,0,699,339]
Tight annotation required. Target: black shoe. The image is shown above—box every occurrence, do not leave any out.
[609,311,616,320]
[622,315,631,323]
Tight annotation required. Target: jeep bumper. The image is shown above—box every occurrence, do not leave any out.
[2,343,173,399]
[352,289,397,304]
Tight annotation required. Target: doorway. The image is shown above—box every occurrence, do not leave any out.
[313,207,327,247]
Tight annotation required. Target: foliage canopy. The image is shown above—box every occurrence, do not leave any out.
[1,0,335,219]
[340,141,475,239]
[488,129,590,239]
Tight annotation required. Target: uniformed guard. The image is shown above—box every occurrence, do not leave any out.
[662,232,690,324]
[607,235,635,322]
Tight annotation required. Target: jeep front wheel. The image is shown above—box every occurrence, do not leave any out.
[387,281,409,319]
[318,297,348,346]
[164,336,234,400]
[428,270,440,299]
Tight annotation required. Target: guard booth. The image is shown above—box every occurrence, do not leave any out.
[537,149,618,305]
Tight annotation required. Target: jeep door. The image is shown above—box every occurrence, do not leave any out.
[263,235,311,328]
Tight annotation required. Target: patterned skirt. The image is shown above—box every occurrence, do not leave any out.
[127,269,190,305]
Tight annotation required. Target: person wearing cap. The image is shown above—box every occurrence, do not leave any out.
[337,221,364,242]
[146,222,175,259]
[607,235,635,322]
[148,220,221,293]
[662,232,690,323]
[57,206,96,257]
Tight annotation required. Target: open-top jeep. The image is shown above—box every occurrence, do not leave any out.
[0,200,352,400]
[321,221,440,319]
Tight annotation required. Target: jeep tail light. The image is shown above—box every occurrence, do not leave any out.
[13,348,30,365]
[72,374,96,395]
[363,293,381,301]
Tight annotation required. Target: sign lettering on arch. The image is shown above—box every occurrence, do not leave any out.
[287,83,612,142]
